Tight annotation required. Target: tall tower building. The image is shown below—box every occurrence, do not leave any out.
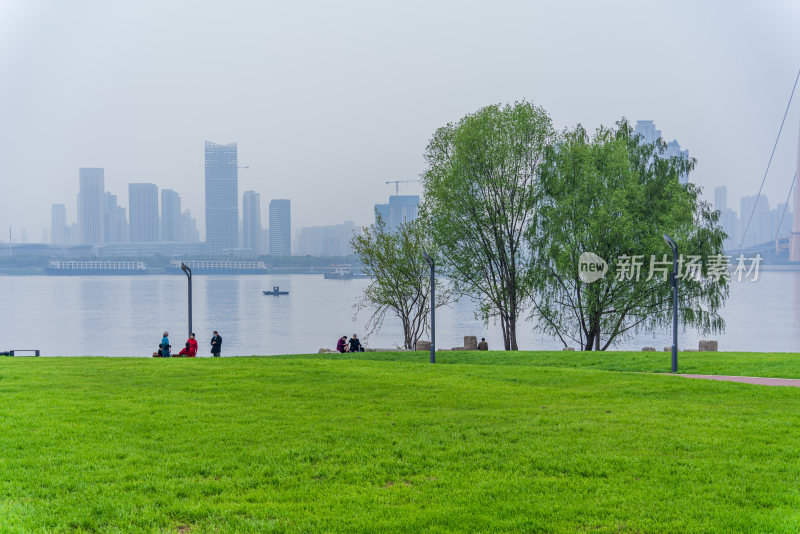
[269,199,291,256]
[739,194,769,248]
[51,204,67,244]
[205,141,238,251]
[243,190,261,254]
[161,189,181,242]
[104,192,128,243]
[181,210,200,243]
[77,168,105,243]
[714,186,727,212]
[633,120,660,144]
[374,203,391,227]
[374,195,419,232]
[634,120,690,184]
[129,183,159,242]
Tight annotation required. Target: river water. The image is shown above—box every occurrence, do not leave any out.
[0,272,797,356]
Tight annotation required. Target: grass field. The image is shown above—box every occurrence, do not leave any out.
[1,351,800,532]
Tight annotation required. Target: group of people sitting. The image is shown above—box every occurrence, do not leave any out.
[153,331,198,357]
[336,334,364,353]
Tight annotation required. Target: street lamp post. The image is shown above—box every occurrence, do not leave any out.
[180,262,192,339]
[663,235,678,373]
[422,252,435,364]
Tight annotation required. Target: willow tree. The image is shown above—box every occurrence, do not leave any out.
[421,101,556,350]
[529,120,728,350]
[351,217,450,349]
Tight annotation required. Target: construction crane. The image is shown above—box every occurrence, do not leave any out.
[385,179,419,195]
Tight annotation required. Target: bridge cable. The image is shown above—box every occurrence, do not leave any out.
[774,169,798,241]
[739,68,800,248]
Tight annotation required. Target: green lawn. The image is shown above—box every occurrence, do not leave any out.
[1,352,799,532]
[300,349,800,378]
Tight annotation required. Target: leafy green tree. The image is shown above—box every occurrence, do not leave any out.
[351,217,451,349]
[530,120,728,350]
[421,101,556,350]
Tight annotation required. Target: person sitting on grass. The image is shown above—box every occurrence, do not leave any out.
[178,333,198,357]
[348,334,364,353]
[336,335,349,353]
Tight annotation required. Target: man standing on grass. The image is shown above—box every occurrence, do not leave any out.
[211,331,222,357]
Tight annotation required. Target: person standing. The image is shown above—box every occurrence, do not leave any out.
[211,331,222,357]
[161,331,171,358]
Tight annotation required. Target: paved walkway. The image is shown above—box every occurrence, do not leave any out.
[679,374,800,387]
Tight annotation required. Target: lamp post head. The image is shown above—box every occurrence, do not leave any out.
[422,251,434,267]
[663,234,677,252]
[180,262,191,276]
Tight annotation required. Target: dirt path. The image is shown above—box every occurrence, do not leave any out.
[679,374,800,387]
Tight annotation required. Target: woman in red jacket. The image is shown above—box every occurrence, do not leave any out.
[178,333,199,357]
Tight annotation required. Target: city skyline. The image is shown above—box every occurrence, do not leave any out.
[12,152,800,254]
[11,119,704,247]
[2,2,799,240]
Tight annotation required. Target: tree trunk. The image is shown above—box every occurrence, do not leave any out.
[500,314,510,350]
[594,319,600,351]
[583,331,595,351]
[509,321,518,351]
[499,312,519,351]
[402,315,412,349]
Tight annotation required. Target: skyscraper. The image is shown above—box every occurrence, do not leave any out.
[129,183,159,242]
[181,210,200,243]
[51,204,67,244]
[77,168,105,243]
[104,192,128,243]
[714,186,727,212]
[633,120,660,144]
[205,141,238,251]
[297,221,358,257]
[374,195,419,232]
[269,199,291,256]
[161,189,181,242]
[243,190,261,254]
[739,194,770,248]
[634,120,690,184]
[374,203,391,227]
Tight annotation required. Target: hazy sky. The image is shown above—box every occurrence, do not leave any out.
[1,0,799,242]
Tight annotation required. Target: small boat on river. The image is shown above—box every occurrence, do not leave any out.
[263,286,289,296]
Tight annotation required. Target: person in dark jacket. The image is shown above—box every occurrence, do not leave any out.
[348,334,363,353]
[211,331,222,357]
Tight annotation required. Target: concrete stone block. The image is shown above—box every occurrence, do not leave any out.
[642,347,656,352]
[699,340,718,351]
[463,336,478,350]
